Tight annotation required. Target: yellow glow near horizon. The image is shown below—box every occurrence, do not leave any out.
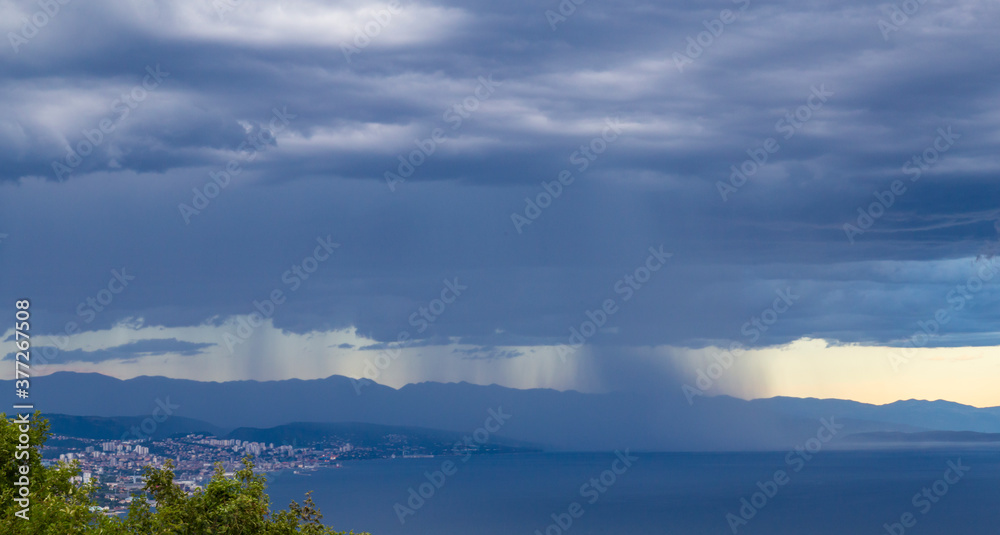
[709,338,1000,408]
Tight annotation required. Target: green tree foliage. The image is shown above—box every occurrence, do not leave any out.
[1,413,369,535]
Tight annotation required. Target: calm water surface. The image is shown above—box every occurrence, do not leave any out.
[265,450,1000,535]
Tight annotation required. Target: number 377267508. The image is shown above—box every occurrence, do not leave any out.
[14,300,31,389]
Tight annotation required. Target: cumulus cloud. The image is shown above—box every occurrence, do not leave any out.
[3,338,213,363]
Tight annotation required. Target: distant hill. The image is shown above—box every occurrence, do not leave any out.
[36,413,534,454]
[8,372,1000,451]
[43,413,226,440]
[846,431,1000,444]
[230,421,472,445]
[750,397,1000,433]
[226,421,537,454]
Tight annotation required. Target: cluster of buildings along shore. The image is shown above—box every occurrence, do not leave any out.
[45,433,438,516]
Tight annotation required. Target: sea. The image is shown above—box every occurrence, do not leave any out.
[264,450,1000,535]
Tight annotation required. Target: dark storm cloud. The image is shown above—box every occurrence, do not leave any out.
[2,0,999,356]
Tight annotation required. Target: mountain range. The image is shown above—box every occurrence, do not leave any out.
[7,372,1000,451]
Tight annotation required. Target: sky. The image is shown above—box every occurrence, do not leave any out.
[1,0,1000,406]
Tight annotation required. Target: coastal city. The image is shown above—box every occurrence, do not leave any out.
[42,432,455,516]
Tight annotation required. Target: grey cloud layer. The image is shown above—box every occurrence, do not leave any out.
[2,0,999,352]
